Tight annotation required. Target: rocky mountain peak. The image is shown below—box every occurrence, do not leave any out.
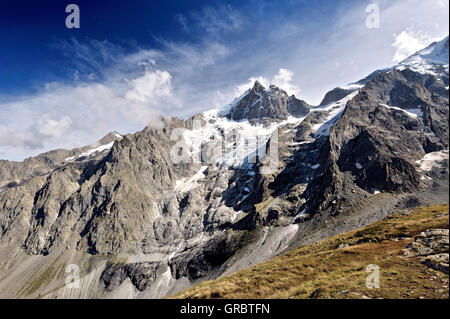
[397,35,449,76]
[225,81,310,124]
[317,35,449,107]
[400,36,449,66]
[252,80,266,93]
[98,131,123,145]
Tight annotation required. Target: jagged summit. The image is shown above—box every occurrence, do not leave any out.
[252,80,265,92]
[224,81,310,124]
[98,131,123,145]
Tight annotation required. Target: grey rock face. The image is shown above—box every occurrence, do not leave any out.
[299,68,448,218]
[169,231,245,281]
[226,81,310,124]
[319,87,355,106]
[421,254,449,274]
[0,151,69,191]
[403,229,449,274]
[287,95,310,117]
[101,261,168,292]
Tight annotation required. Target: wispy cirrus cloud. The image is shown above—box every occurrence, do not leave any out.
[177,4,244,37]
[0,125,43,150]
[0,30,232,160]
[0,47,178,160]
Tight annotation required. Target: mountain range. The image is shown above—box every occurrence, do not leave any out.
[0,36,448,298]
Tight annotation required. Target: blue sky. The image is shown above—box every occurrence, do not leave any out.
[0,0,448,161]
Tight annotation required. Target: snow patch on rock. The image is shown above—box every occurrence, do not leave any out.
[379,103,423,118]
[415,150,449,172]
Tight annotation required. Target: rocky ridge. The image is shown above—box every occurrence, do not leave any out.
[0,37,448,299]
[404,229,449,274]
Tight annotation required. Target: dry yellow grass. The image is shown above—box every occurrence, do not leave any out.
[171,204,449,299]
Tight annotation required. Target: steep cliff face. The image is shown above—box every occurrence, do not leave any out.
[301,68,448,218]
[0,37,448,299]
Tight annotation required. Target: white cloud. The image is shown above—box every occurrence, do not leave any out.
[213,91,226,108]
[0,67,179,160]
[0,28,237,161]
[272,68,300,96]
[436,0,446,8]
[124,70,173,103]
[188,4,244,36]
[0,125,42,150]
[176,14,190,33]
[234,76,270,97]
[391,30,437,63]
[37,115,72,138]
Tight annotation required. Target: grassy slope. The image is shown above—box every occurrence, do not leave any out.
[172,204,449,299]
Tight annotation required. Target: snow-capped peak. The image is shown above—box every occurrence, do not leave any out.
[64,131,123,162]
[397,36,449,75]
